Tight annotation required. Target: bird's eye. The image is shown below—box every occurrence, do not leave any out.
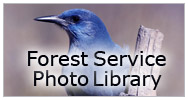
[71,15,80,23]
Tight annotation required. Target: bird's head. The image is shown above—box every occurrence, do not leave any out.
[35,9,113,49]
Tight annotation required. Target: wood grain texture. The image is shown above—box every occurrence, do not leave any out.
[128,25,164,96]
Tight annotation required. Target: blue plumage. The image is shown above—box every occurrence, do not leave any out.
[35,9,129,96]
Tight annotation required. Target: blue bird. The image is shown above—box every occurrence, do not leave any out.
[35,9,129,96]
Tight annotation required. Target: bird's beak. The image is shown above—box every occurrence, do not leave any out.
[34,15,69,27]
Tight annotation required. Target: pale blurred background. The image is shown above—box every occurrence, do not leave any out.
[4,4,184,96]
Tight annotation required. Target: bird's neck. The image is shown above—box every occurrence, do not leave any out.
[68,36,115,54]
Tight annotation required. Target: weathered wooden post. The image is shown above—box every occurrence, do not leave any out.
[123,25,164,96]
